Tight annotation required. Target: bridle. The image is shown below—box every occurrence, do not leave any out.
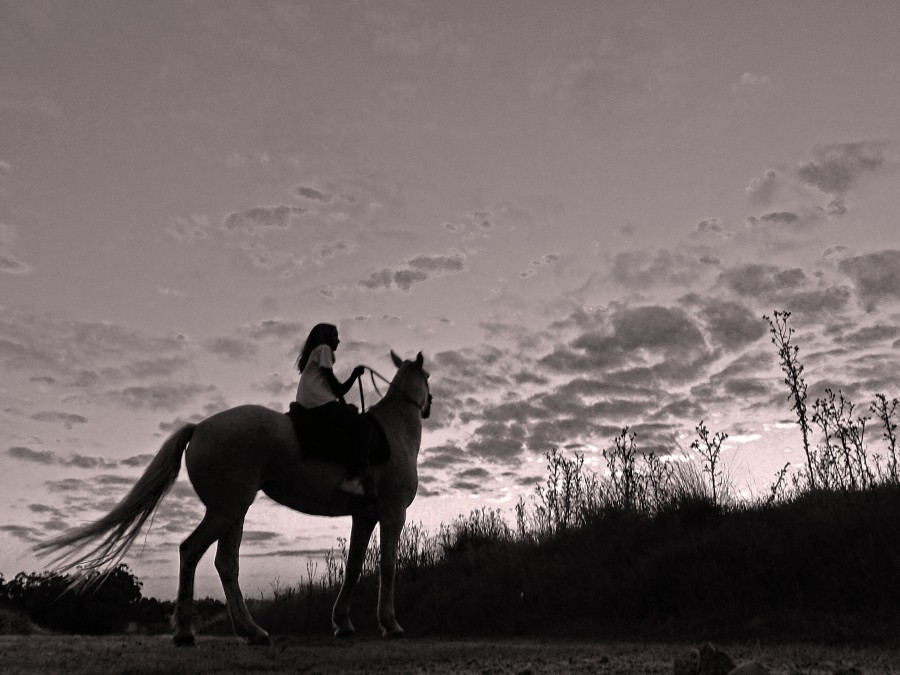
[358,365,432,418]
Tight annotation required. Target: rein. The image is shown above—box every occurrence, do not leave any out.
[357,365,430,416]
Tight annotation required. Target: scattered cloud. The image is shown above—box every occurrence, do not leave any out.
[204,336,258,361]
[609,249,707,290]
[222,205,307,235]
[0,252,33,275]
[694,218,728,237]
[166,215,210,242]
[114,383,213,411]
[7,446,55,464]
[30,411,88,429]
[745,169,781,206]
[360,251,466,292]
[797,141,895,196]
[838,249,900,311]
[7,445,120,470]
[731,72,774,97]
[295,185,332,202]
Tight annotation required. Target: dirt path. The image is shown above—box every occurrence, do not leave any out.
[1,635,897,674]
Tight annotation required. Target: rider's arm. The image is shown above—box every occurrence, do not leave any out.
[323,366,365,403]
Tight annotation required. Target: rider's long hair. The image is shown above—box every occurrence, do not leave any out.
[297,323,337,373]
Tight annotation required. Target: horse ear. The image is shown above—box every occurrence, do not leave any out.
[415,352,423,367]
[391,350,403,368]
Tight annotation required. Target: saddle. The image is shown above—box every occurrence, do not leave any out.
[286,402,391,466]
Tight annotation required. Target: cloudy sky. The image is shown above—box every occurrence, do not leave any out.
[2,0,899,600]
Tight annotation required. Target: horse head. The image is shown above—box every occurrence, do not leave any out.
[390,350,432,418]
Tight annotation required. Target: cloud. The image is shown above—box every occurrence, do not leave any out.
[746,169,781,206]
[797,141,895,196]
[222,205,307,235]
[63,454,118,470]
[717,263,852,315]
[420,444,466,470]
[115,383,212,411]
[295,185,332,202]
[241,530,280,543]
[838,249,900,310]
[731,72,774,100]
[0,252,33,275]
[360,251,466,292]
[121,453,155,467]
[834,324,900,348]
[0,524,41,543]
[247,319,307,341]
[230,240,297,270]
[540,305,713,392]
[7,446,56,464]
[166,215,210,241]
[694,219,728,236]
[319,240,356,260]
[204,336,258,360]
[718,264,806,298]
[7,446,121,470]
[126,356,191,378]
[609,249,706,290]
[745,208,824,231]
[758,211,799,225]
[30,411,88,429]
[694,298,768,351]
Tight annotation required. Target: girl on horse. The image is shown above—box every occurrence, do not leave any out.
[296,323,370,496]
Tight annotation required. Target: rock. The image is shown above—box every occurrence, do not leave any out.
[674,643,737,675]
[729,662,770,675]
[699,643,736,675]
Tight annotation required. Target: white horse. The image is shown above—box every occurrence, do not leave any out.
[36,351,431,645]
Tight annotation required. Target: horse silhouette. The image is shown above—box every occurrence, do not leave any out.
[36,351,431,645]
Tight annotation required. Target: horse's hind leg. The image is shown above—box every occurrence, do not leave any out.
[173,510,245,646]
[216,517,270,646]
[332,512,377,637]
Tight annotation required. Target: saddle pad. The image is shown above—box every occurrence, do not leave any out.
[286,402,391,466]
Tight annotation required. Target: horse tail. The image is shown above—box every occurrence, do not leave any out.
[35,424,197,583]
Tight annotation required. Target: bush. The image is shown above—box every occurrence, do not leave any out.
[1,564,143,634]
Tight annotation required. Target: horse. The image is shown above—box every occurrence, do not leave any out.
[36,350,432,646]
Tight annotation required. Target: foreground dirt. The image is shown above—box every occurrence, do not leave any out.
[1,635,899,674]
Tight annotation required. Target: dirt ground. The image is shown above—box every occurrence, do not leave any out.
[2,635,899,674]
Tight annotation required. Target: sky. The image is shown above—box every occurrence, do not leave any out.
[2,0,900,601]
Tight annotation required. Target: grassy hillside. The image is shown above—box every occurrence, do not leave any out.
[253,479,900,643]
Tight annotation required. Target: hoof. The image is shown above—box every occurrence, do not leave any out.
[381,626,405,639]
[172,634,195,647]
[333,625,356,638]
[247,633,272,647]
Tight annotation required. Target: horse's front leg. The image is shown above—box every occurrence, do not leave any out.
[377,508,406,638]
[332,512,377,637]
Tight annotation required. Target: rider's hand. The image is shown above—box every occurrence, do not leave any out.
[352,365,366,380]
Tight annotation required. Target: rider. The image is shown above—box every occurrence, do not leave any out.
[296,323,369,497]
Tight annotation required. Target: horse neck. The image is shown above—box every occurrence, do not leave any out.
[371,388,422,450]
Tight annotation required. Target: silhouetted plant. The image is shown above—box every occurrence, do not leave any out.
[872,392,900,483]
[603,428,641,512]
[764,311,816,488]
[691,420,729,507]
[531,448,598,536]
[812,388,873,490]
